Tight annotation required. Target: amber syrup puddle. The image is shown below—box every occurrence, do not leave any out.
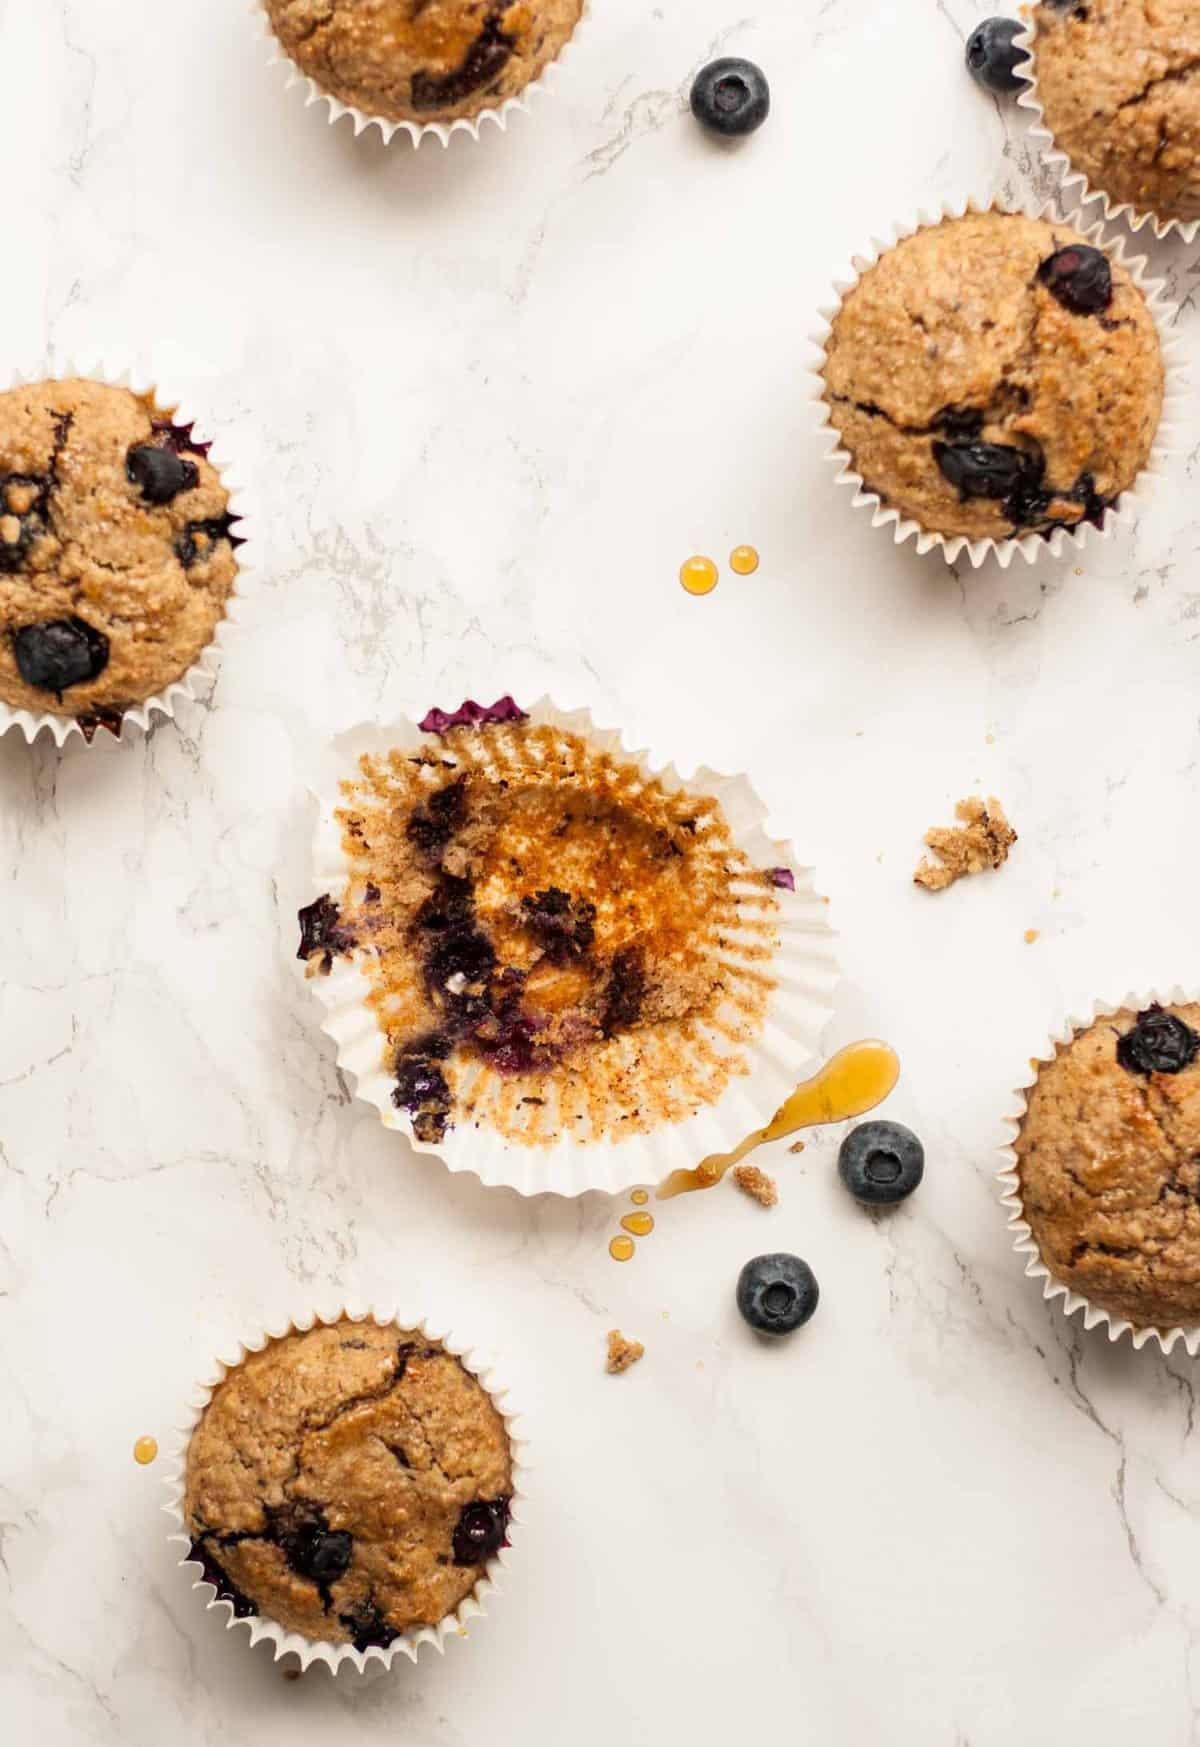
[607,1195,658,1261]
[133,1436,159,1466]
[729,545,759,575]
[680,555,718,596]
[656,1040,900,1200]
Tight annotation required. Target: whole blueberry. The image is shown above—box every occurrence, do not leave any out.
[690,57,770,138]
[735,1253,819,1337]
[965,18,1029,94]
[452,1499,511,1565]
[13,617,109,694]
[1037,245,1113,316]
[302,1529,353,1587]
[1116,1005,1200,1076]
[838,1120,924,1206]
[126,442,198,505]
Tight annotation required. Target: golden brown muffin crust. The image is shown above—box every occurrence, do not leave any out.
[1035,0,1200,224]
[821,211,1164,540]
[265,0,585,123]
[1016,1004,1200,1327]
[184,1320,513,1646]
[0,379,236,719]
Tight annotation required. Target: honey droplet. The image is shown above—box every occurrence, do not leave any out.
[1024,928,1040,944]
[621,1211,655,1238]
[133,1436,158,1466]
[609,1235,636,1262]
[680,556,718,596]
[729,544,759,576]
[631,1189,649,1206]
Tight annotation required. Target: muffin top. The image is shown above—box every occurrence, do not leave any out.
[184,1319,513,1649]
[821,211,1164,541]
[1015,1003,1200,1329]
[264,0,586,124]
[298,702,783,1149]
[1035,0,1200,225]
[0,378,238,726]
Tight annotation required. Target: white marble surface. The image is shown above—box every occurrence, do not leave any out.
[4,0,1200,1741]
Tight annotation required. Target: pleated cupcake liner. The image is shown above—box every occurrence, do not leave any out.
[0,356,250,749]
[997,987,1200,1356]
[809,193,1186,570]
[254,0,591,149]
[305,696,840,1198]
[164,1303,528,1673]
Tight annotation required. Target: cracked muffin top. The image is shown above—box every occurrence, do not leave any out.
[1016,1003,1200,1328]
[184,1319,513,1650]
[264,0,586,125]
[298,701,784,1150]
[820,211,1164,542]
[0,378,239,729]
[1034,0,1200,226]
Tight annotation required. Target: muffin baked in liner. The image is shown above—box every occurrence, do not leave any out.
[998,989,1200,1356]
[810,195,1184,570]
[1014,15,1200,246]
[0,359,248,750]
[303,698,839,1198]
[254,0,591,149]
[165,1305,527,1672]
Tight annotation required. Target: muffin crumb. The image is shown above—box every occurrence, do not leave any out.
[606,1330,644,1374]
[914,796,1016,892]
[789,1140,805,1155]
[732,1163,778,1207]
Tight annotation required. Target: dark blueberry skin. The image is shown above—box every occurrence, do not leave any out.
[934,440,1030,502]
[187,1539,258,1619]
[965,18,1029,94]
[838,1120,925,1206]
[296,893,355,964]
[736,1253,819,1337]
[452,1498,511,1565]
[1037,245,1113,316]
[126,442,198,505]
[690,57,770,138]
[338,1600,399,1653]
[175,513,240,568]
[410,13,514,111]
[601,949,646,1037]
[521,887,596,963]
[13,617,109,695]
[289,1526,353,1590]
[1116,1006,1200,1076]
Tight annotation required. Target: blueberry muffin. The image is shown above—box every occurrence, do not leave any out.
[821,211,1164,542]
[264,0,586,126]
[184,1319,514,1650]
[1034,0,1200,227]
[298,700,785,1148]
[0,379,239,730]
[1015,1004,1200,1328]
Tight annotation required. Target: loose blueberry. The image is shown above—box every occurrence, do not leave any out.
[1116,1005,1200,1076]
[452,1498,511,1565]
[965,18,1029,94]
[690,57,770,138]
[838,1120,925,1206]
[735,1253,819,1337]
[1037,245,1113,316]
[13,617,109,694]
[126,443,198,505]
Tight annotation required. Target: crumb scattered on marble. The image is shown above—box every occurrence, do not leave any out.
[914,796,1016,892]
[606,1329,644,1374]
[789,1140,805,1154]
[985,732,995,745]
[732,1163,778,1207]
[1024,928,1040,944]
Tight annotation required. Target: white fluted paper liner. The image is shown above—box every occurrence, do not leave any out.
[0,357,250,749]
[997,987,1200,1356]
[306,698,839,1198]
[1014,18,1200,245]
[254,0,591,149]
[165,1304,528,1673]
[809,194,1186,570]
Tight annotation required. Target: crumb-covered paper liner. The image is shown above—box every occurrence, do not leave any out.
[165,1305,528,1673]
[809,194,1186,570]
[997,988,1200,1356]
[254,0,591,149]
[0,357,249,750]
[1014,18,1200,246]
[305,698,839,1198]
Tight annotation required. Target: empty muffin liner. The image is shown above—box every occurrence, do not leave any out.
[254,0,591,149]
[165,1304,528,1673]
[810,194,1186,570]
[997,987,1200,1356]
[305,697,840,1198]
[0,357,249,750]
[1014,18,1200,246]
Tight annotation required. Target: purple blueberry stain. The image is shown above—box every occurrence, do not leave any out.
[767,867,795,892]
[297,894,356,970]
[419,696,528,735]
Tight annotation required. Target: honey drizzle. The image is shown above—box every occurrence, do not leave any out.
[620,1211,655,1237]
[656,1039,900,1200]
[609,1235,636,1262]
[680,556,718,596]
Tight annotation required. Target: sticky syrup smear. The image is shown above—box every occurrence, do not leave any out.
[133,1436,159,1466]
[656,1040,900,1201]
